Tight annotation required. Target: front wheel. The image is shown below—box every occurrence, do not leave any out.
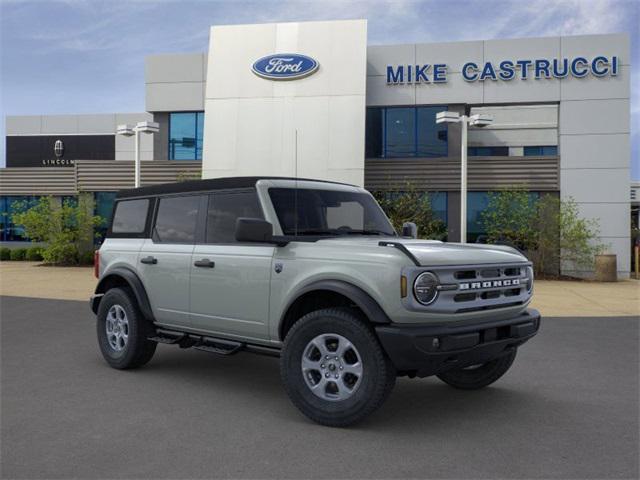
[436,349,517,390]
[280,308,396,427]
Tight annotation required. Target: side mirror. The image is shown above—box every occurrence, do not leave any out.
[235,218,274,243]
[401,222,418,239]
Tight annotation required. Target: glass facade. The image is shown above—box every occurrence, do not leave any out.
[366,107,448,158]
[468,146,509,156]
[168,112,204,160]
[94,192,117,241]
[0,196,40,242]
[0,193,118,244]
[524,145,558,156]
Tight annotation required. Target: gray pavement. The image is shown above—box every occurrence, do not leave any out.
[1,295,638,479]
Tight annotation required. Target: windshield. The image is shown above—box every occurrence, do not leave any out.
[268,188,396,237]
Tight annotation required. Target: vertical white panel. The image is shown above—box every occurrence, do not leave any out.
[203,20,367,186]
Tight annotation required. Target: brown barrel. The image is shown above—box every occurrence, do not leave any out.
[594,254,617,282]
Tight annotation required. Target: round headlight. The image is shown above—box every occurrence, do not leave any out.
[526,266,534,294]
[413,272,439,305]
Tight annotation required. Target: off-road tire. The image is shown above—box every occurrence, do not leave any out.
[280,307,396,427]
[97,287,157,369]
[436,349,517,390]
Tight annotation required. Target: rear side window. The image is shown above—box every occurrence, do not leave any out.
[206,191,263,243]
[154,195,200,244]
[111,199,149,234]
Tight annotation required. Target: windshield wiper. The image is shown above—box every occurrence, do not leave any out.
[341,229,393,236]
[288,228,395,237]
[289,229,338,236]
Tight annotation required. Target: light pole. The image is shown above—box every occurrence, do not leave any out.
[116,121,159,187]
[436,111,492,243]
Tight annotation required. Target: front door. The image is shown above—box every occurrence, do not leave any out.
[190,190,274,341]
[138,194,202,329]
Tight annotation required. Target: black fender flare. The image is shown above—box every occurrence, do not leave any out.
[92,267,154,321]
[280,279,391,339]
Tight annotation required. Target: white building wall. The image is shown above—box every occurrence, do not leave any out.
[202,20,368,186]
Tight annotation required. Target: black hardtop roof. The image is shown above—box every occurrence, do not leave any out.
[115,176,356,199]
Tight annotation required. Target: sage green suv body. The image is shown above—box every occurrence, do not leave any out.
[91,177,540,427]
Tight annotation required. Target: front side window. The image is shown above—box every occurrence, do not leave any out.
[154,196,200,243]
[112,199,149,234]
[268,188,396,237]
[206,191,264,243]
[168,112,204,160]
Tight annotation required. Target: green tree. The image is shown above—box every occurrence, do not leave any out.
[373,183,447,240]
[481,188,605,277]
[11,194,104,265]
[480,187,538,252]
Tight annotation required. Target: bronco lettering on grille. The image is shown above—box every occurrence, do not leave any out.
[459,279,520,290]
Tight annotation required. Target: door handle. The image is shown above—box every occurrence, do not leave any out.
[194,259,215,268]
[140,256,158,265]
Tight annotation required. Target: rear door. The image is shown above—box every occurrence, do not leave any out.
[190,189,274,341]
[138,194,203,329]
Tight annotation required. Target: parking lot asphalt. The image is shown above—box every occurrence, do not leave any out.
[1,295,638,479]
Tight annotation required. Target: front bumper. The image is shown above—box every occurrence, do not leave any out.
[375,308,541,378]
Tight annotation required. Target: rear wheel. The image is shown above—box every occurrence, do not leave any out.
[280,308,395,427]
[96,287,157,369]
[436,349,517,390]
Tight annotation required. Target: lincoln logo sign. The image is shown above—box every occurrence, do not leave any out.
[386,55,620,84]
[54,139,64,159]
[252,54,319,80]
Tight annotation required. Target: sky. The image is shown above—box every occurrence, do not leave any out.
[1,0,638,178]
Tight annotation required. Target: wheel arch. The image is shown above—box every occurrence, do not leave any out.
[92,267,154,321]
[279,280,391,341]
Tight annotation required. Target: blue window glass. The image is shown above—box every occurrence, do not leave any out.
[524,145,558,156]
[385,107,415,157]
[94,192,117,243]
[467,192,491,243]
[0,196,40,242]
[169,112,204,160]
[365,106,448,158]
[468,146,509,156]
[429,192,448,225]
[417,107,448,157]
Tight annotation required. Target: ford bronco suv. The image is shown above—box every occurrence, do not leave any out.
[91,177,540,427]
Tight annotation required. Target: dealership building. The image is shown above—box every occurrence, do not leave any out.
[0,20,632,277]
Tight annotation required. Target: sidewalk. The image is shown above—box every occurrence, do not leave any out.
[1,261,638,317]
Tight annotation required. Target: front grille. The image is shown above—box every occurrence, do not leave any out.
[405,262,532,314]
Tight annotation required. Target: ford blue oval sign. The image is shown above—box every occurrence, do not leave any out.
[252,53,319,80]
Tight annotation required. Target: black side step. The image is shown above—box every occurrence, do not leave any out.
[148,329,186,344]
[193,336,244,356]
[148,328,280,358]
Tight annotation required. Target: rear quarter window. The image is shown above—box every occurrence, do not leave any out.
[111,199,150,234]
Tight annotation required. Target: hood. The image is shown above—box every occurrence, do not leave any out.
[315,237,527,266]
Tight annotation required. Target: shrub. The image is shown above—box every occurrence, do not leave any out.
[373,183,447,240]
[0,247,11,261]
[480,187,538,252]
[25,246,43,261]
[481,188,605,276]
[9,248,27,261]
[79,250,95,265]
[11,194,104,265]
